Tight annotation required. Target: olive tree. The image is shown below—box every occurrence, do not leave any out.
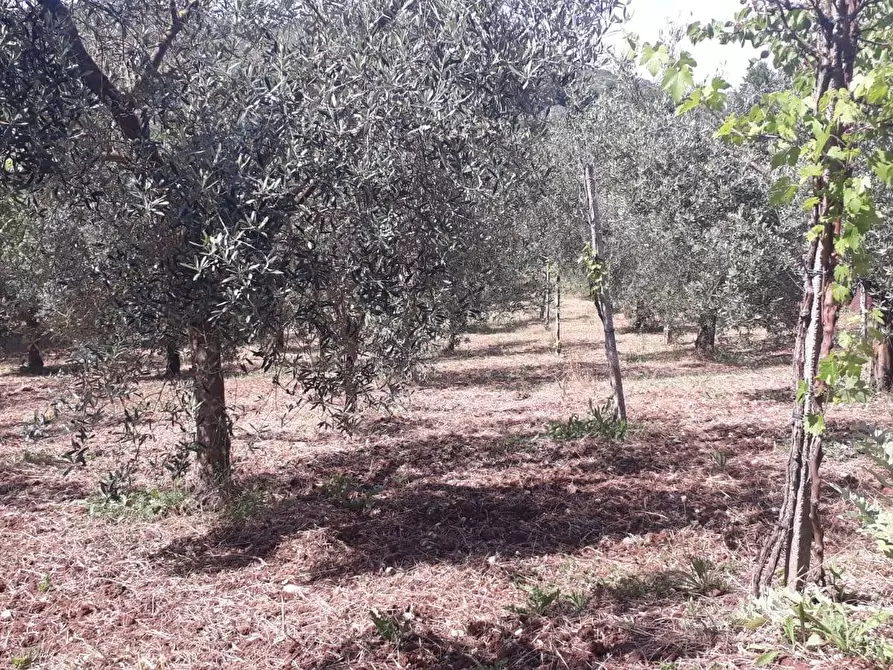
[1,0,624,494]
[531,63,800,354]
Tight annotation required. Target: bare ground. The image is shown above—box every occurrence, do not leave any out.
[1,297,892,669]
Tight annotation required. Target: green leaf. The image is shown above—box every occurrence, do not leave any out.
[640,43,669,77]
[799,164,823,180]
[771,146,800,169]
[831,282,851,304]
[796,380,808,404]
[661,65,694,103]
[676,89,702,115]
[805,413,825,436]
[743,615,768,631]
[769,176,797,206]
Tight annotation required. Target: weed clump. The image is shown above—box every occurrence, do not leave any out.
[86,486,187,520]
[546,400,627,441]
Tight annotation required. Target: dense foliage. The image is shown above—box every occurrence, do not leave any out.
[0,0,625,487]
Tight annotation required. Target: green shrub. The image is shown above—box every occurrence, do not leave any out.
[742,588,893,666]
[225,486,268,522]
[507,582,561,616]
[674,556,728,596]
[833,428,893,558]
[319,474,382,509]
[87,486,187,520]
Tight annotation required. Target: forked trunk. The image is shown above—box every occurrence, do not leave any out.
[755,212,837,594]
[188,323,231,492]
[754,0,859,594]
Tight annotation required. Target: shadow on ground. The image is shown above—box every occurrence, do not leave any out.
[154,417,778,582]
[309,596,721,668]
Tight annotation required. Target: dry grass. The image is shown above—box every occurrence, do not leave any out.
[1,296,892,669]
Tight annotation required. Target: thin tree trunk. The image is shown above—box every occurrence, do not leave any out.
[859,284,869,343]
[27,342,44,372]
[165,341,181,379]
[694,314,717,355]
[188,323,231,492]
[873,309,893,391]
[543,263,551,328]
[341,312,366,426]
[24,315,44,373]
[446,311,466,352]
[555,270,562,355]
[664,324,680,345]
[584,164,627,422]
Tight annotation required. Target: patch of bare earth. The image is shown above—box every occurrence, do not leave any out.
[1,297,892,669]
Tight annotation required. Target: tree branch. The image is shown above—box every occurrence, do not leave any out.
[769,0,822,60]
[39,1,145,142]
[39,0,163,169]
[131,0,200,99]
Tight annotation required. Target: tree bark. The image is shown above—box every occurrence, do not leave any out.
[754,0,859,595]
[188,323,231,492]
[543,262,552,328]
[24,315,44,373]
[340,312,366,426]
[27,342,44,372]
[694,314,717,355]
[555,270,562,355]
[584,164,627,422]
[632,300,659,332]
[165,341,181,379]
[873,330,893,392]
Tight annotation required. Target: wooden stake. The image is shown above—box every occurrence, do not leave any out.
[583,164,627,422]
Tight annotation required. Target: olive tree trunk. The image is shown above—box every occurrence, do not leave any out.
[583,164,626,421]
[165,341,181,379]
[188,323,231,491]
[694,313,717,355]
[24,315,44,372]
[873,322,893,391]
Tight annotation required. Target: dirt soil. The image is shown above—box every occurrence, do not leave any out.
[1,297,892,669]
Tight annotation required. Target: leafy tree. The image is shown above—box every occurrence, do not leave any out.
[531,63,799,353]
[0,0,624,494]
[652,0,893,592]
